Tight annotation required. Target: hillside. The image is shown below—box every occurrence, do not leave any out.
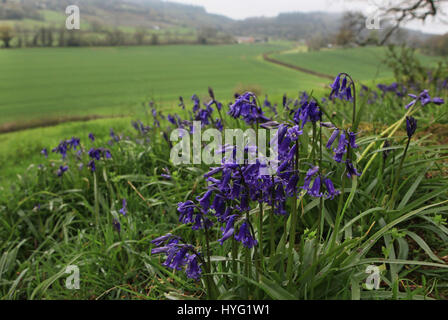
[1,0,436,43]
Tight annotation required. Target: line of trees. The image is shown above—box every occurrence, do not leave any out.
[0,24,236,48]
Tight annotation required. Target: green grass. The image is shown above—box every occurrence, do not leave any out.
[0,117,133,189]
[0,86,447,300]
[272,46,441,82]
[0,44,327,126]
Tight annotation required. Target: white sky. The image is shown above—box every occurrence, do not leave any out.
[166,0,448,34]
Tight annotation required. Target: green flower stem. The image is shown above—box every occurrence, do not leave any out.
[389,137,411,209]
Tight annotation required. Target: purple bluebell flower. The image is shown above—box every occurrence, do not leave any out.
[197,190,213,213]
[88,160,96,172]
[119,199,127,216]
[323,177,340,200]
[164,245,190,271]
[52,141,68,159]
[88,133,95,142]
[348,132,359,149]
[346,160,362,178]
[330,74,341,100]
[191,94,200,113]
[167,114,177,125]
[330,74,353,101]
[309,176,323,198]
[113,218,121,233]
[57,165,68,177]
[287,125,303,141]
[333,131,348,163]
[235,221,258,249]
[151,233,179,247]
[68,137,80,150]
[326,129,340,149]
[228,92,269,125]
[219,214,238,245]
[110,128,120,142]
[178,200,195,225]
[179,96,185,109]
[406,116,417,138]
[406,90,445,109]
[41,148,48,158]
[285,174,299,196]
[186,254,202,280]
[302,166,319,190]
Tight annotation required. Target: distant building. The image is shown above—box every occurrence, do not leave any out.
[236,36,266,44]
[236,36,255,44]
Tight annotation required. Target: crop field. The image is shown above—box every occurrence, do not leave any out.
[271,46,441,81]
[0,43,327,127]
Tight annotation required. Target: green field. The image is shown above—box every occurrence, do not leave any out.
[0,44,327,127]
[272,46,440,81]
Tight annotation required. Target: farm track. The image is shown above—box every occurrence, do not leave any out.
[262,51,334,81]
[0,114,126,134]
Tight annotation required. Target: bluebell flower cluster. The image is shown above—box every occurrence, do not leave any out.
[377,83,407,98]
[326,128,359,163]
[228,92,269,125]
[151,234,202,280]
[405,90,445,109]
[330,74,353,101]
[52,137,81,159]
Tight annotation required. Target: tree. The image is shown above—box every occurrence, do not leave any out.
[197,27,218,45]
[0,25,13,48]
[362,0,448,44]
[306,33,327,51]
[150,33,159,45]
[335,11,379,47]
[134,27,147,45]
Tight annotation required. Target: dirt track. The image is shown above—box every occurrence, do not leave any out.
[262,52,334,81]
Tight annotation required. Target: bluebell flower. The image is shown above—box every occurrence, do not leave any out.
[235,221,258,249]
[57,165,68,177]
[113,218,121,233]
[185,254,202,280]
[68,137,80,150]
[41,148,48,158]
[88,133,95,142]
[219,214,238,245]
[119,199,127,216]
[309,175,323,198]
[197,190,213,213]
[191,94,201,113]
[151,234,179,247]
[348,132,359,149]
[167,114,177,125]
[346,160,362,178]
[88,160,96,172]
[228,92,269,125]
[323,177,340,200]
[333,131,348,163]
[406,116,417,138]
[326,129,340,149]
[179,96,185,109]
[406,90,445,109]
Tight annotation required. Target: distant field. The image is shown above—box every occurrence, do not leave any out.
[0,44,327,126]
[271,46,441,81]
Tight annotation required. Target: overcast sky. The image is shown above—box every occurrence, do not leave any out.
[166,0,448,34]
